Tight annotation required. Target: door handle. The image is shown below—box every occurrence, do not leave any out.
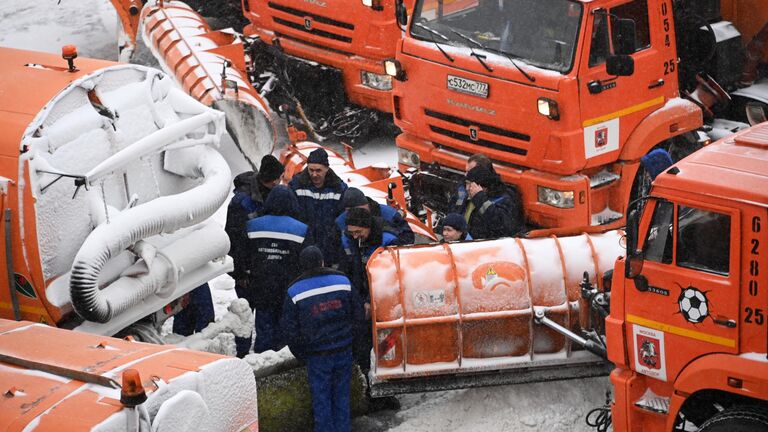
[712,316,737,328]
[648,79,665,89]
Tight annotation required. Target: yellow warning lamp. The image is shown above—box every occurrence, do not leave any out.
[61,45,78,73]
[120,368,148,407]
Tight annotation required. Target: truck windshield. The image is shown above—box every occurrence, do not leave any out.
[410,0,582,73]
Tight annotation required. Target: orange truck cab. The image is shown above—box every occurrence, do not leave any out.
[608,122,768,430]
[390,0,768,234]
[242,0,415,115]
[0,319,259,431]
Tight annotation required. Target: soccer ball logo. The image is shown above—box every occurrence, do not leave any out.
[678,287,709,323]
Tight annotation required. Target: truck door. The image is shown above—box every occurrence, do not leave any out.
[578,0,672,163]
[743,208,768,356]
[626,198,739,382]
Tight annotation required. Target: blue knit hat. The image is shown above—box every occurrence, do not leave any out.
[307,148,329,166]
[443,213,467,233]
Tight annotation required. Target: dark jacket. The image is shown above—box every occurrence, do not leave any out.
[467,183,524,240]
[246,186,308,309]
[335,197,415,246]
[340,218,400,300]
[289,168,348,265]
[281,267,364,360]
[225,188,262,282]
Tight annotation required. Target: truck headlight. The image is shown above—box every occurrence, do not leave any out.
[398,147,420,167]
[361,71,393,90]
[537,97,560,120]
[361,0,383,10]
[537,186,574,208]
[384,58,406,81]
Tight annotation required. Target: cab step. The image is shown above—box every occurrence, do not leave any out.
[589,169,621,189]
[634,388,670,414]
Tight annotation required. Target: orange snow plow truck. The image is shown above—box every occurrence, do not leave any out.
[369,121,768,431]
[391,0,768,234]
[110,0,415,138]
[0,319,259,431]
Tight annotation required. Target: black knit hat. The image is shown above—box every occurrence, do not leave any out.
[258,155,284,183]
[465,165,497,188]
[307,148,329,166]
[233,171,256,190]
[343,187,368,208]
[300,246,324,271]
[346,207,372,228]
[443,213,467,233]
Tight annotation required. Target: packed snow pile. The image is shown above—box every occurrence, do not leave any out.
[245,346,300,378]
[168,298,254,356]
[382,377,611,432]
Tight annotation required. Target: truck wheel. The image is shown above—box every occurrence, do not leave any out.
[116,322,164,344]
[698,407,768,432]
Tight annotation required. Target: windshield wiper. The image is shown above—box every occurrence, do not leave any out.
[450,30,536,82]
[450,30,492,72]
[415,23,454,62]
[502,54,536,83]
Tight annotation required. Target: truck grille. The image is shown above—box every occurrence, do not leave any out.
[268,2,354,44]
[425,109,529,156]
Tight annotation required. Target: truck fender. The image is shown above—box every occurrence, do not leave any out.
[671,353,768,414]
[619,98,702,162]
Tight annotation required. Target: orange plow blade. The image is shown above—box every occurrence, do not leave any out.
[281,141,437,241]
[109,0,143,61]
[368,231,624,395]
[141,1,276,168]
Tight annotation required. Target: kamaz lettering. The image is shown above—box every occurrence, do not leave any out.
[446,98,496,116]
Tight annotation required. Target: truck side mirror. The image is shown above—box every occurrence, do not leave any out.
[606,55,634,76]
[395,0,408,27]
[624,208,644,278]
[613,18,636,55]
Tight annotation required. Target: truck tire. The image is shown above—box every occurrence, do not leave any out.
[698,407,768,432]
[116,321,164,344]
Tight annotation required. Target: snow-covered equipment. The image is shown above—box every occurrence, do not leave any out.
[368,230,624,396]
[0,318,259,431]
[140,1,277,169]
[0,46,255,340]
[280,141,437,242]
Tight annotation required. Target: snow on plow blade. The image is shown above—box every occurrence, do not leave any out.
[281,141,436,241]
[368,231,624,396]
[141,1,276,169]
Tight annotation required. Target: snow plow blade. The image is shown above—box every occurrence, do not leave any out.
[141,1,276,169]
[370,353,612,397]
[368,231,624,395]
[281,141,436,241]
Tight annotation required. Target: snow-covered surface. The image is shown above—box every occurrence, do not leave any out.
[92,357,259,432]
[18,56,236,335]
[1,3,613,431]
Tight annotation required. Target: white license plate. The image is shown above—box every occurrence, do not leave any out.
[447,74,489,98]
